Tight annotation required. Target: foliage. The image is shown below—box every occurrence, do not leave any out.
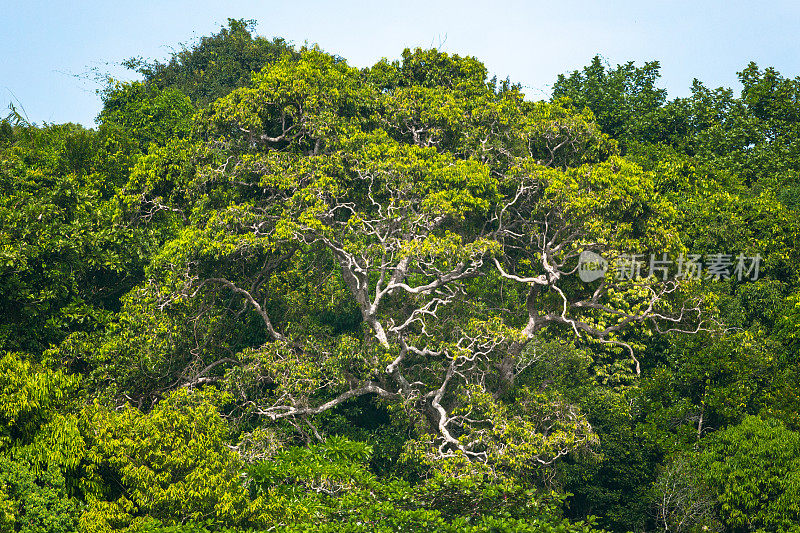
[0,456,80,533]
[124,18,296,107]
[2,21,799,533]
[695,416,800,531]
[98,82,194,152]
[79,388,263,531]
[552,55,668,149]
[0,123,141,354]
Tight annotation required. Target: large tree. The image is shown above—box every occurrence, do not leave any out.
[95,49,710,477]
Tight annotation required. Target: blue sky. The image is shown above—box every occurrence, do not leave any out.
[3,0,799,127]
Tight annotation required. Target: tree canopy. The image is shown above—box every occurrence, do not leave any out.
[1,19,799,532]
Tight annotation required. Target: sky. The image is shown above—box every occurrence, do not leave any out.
[3,0,800,128]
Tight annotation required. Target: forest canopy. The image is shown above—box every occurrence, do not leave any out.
[2,18,800,533]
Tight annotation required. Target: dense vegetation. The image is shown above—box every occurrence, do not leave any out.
[2,19,799,532]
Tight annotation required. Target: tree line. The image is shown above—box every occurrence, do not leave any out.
[1,18,799,532]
